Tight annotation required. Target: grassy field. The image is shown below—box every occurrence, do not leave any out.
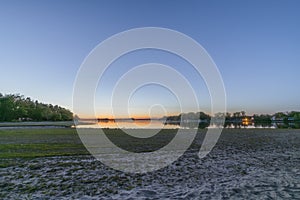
[0,121,74,127]
[0,128,179,160]
[0,128,88,160]
[1,128,299,161]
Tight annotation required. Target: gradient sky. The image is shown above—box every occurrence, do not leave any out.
[0,0,299,117]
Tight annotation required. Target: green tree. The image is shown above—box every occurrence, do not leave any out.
[0,93,73,122]
[0,95,15,121]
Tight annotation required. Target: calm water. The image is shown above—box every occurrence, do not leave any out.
[76,120,180,129]
[75,120,296,129]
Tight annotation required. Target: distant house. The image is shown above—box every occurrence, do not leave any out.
[242,117,253,126]
[18,117,32,122]
[271,116,284,122]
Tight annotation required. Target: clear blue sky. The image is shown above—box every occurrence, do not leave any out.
[0,0,299,117]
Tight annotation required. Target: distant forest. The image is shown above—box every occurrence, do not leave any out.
[0,93,73,122]
[165,111,300,123]
[165,111,300,129]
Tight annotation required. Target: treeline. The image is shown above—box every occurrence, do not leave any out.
[225,111,300,123]
[164,112,210,129]
[0,93,73,122]
[165,112,211,122]
[166,111,300,123]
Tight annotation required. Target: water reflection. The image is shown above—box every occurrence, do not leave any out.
[76,119,300,129]
[224,122,300,129]
[76,120,180,129]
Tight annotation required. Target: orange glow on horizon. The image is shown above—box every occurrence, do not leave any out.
[77,113,180,119]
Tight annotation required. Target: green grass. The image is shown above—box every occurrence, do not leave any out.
[0,121,74,127]
[0,128,88,159]
[1,128,299,160]
[0,128,81,144]
[0,143,88,159]
[0,128,181,159]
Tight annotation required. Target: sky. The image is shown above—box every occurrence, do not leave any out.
[0,0,299,118]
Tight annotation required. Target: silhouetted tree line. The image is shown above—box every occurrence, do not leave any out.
[164,112,211,129]
[226,111,300,123]
[166,110,300,124]
[165,112,211,122]
[0,93,73,122]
